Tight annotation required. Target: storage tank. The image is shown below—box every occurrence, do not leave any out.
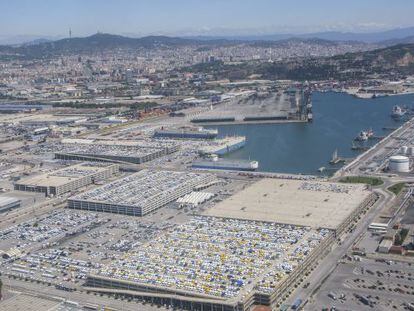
[389,155,410,173]
[408,147,414,156]
[400,146,408,155]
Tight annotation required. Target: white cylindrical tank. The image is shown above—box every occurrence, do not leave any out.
[408,147,414,156]
[400,146,408,155]
[389,155,410,173]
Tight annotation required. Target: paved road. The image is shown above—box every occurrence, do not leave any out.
[282,186,393,309]
[3,278,167,311]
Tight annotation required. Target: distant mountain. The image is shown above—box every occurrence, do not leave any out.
[0,33,375,59]
[185,26,414,43]
[297,27,414,43]
[20,38,53,46]
[0,34,62,46]
[379,35,414,46]
[0,33,208,58]
[21,33,199,54]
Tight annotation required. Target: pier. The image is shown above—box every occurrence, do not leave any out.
[329,149,353,165]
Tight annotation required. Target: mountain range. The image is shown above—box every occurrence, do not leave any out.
[3,26,414,46]
[185,26,414,44]
[0,33,372,59]
[1,29,414,60]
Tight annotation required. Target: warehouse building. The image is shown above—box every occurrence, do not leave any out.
[68,169,216,216]
[83,179,378,311]
[203,178,377,236]
[14,162,119,196]
[0,197,21,213]
[55,139,179,164]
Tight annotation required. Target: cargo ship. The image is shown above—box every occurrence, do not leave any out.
[192,156,258,171]
[154,126,218,139]
[198,136,246,155]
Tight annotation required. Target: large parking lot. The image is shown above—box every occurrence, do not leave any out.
[91,216,330,301]
[308,257,414,310]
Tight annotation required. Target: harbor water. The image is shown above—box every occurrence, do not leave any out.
[208,92,414,175]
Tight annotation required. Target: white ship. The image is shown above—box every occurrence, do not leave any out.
[192,155,258,171]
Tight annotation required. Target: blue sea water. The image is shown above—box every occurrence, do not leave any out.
[208,92,414,175]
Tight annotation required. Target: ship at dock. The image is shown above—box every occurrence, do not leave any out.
[192,155,259,171]
[154,126,218,139]
[198,136,246,156]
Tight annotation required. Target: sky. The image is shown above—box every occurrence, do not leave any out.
[1,0,414,38]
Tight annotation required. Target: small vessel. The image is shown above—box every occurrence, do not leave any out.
[355,131,369,141]
[318,166,326,173]
[391,105,406,119]
[329,149,338,164]
[355,129,374,141]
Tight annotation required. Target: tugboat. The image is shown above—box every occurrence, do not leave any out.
[354,129,374,141]
[355,131,368,141]
[391,105,406,119]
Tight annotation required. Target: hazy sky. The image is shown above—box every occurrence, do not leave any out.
[1,0,414,37]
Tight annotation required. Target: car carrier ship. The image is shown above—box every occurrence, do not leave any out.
[192,155,258,171]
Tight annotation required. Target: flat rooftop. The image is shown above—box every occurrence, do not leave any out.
[69,169,215,209]
[0,113,86,124]
[0,293,61,311]
[57,138,179,158]
[16,162,116,187]
[203,179,370,230]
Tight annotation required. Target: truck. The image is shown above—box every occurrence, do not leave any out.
[291,298,302,310]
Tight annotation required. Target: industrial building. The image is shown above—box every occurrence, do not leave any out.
[68,169,216,216]
[55,139,179,164]
[0,196,21,213]
[203,178,376,236]
[81,179,378,311]
[14,162,119,196]
[19,114,88,126]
